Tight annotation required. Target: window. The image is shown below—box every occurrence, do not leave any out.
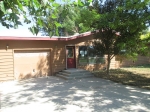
[88,46,95,57]
[88,46,104,64]
[79,46,88,65]
[79,46,105,65]
[67,47,74,58]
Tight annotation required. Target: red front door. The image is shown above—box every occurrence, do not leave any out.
[66,46,76,68]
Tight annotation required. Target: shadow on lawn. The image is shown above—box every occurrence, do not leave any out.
[1,77,150,112]
[127,64,150,68]
[94,69,150,90]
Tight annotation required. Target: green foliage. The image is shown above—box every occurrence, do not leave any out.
[39,4,100,36]
[141,31,150,41]
[78,9,100,33]
[89,0,150,75]
[0,0,93,36]
[61,6,81,35]
[61,6,99,35]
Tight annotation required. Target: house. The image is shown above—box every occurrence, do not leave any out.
[0,32,149,81]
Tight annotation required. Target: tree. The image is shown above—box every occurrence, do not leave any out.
[39,5,82,36]
[0,0,44,33]
[0,0,92,36]
[61,6,84,36]
[89,0,150,75]
[39,4,99,36]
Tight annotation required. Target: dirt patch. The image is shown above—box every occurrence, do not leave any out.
[93,65,150,90]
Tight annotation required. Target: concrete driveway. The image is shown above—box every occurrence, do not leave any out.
[0,77,150,112]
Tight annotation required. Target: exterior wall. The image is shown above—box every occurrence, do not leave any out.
[118,56,150,67]
[66,35,107,71]
[0,36,149,81]
[110,56,118,69]
[52,46,66,74]
[66,35,150,69]
[0,49,14,81]
[117,44,150,67]
[0,40,66,81]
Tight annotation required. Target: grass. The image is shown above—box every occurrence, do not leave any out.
[93,65,150,90]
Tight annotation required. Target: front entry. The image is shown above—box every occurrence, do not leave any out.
[66,46,76,68]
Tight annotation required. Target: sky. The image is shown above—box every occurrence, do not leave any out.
[0,24,43,37]
[0,11,44,37]
[0,0,149,37]
[0,0,64,37]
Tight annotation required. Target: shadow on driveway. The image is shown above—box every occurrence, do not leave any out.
[0,77,150,112]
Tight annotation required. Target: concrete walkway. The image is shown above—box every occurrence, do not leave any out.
[0,77,150,112]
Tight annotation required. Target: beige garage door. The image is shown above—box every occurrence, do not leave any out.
[14,50,50,80]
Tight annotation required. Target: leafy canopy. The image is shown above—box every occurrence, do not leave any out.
[88,0,150,74]
[0,0,92,36]
[39,2,100,36]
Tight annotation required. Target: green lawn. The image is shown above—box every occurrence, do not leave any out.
[94,65,150,90]
[121,65,150,75]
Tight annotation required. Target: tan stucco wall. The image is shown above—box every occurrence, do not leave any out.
[0,35,106,81]
[0,40,66,81]
[0,36,149,81]
[0,49,14,81]
[66,35,107,71]
[118,56,150,67]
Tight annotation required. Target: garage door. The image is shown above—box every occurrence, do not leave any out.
[14,50,50,80]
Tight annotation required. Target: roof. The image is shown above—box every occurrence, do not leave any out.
[0,32,93,41]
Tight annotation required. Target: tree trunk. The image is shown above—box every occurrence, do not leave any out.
[106,54,111,75]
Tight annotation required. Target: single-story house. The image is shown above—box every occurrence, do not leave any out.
[0,32,150,81]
